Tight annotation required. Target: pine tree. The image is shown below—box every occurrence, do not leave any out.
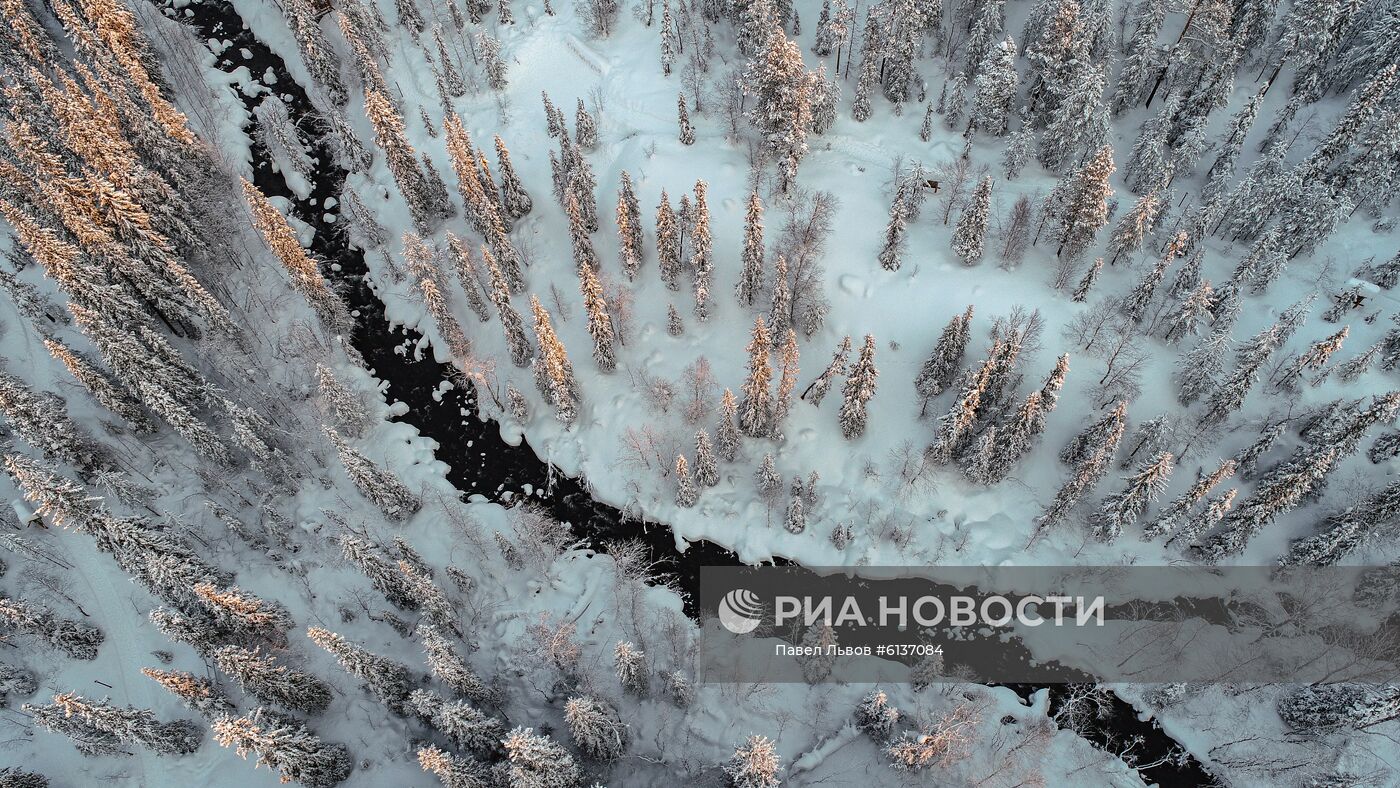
[914,306,973,416]
[307,627,412,708]
[1195,446,1340,562]
[756,453,782,495]
[839,335,878,440]
[1199,325,1279,428]
[1175,325,1229,405]
[810,63,840,134]
[725,734,783,788]
[1091,452,1173,541]
[677,93,696,144]
[364,88,445,233]
[3,454,100,531]
[745,22,815,192]
[0,373,103,471]
[1104,192,1160,266]
[194,584,292,645]
[324,427,420,518]
[502,727,583,788]
[212,708,353,787]
[529,296,581,426]
[769,330,800,439]
[1278,327,1349,389]
[1143,458,1235,541]
[0,596,103,660]
[213,645,333,716]
[1038,60,1109,173]
[952,176,993,266]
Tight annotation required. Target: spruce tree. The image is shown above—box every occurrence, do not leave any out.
[564,695,628,761]
[675,454,699,508]
[839,335,878,440]
[324,427,420,518]
[717,389,741,461]
[802,336,850,406]
[307,627,412,708]
[0,596,103,660]
[578,263,616,371]
[725,734,783,788]
[739,317,775,437]
[213,645,333,716]
[745,21,815,192]
[615,171,644,279]
[502,727,583,788]
[43,693,201,755]
[212,708,352,787]
[615,641,649,696]
[952,176,993,266]
[737,190,766,306]
[694,431,720,487]
[529,296,581,426]
[141,668,235,720]
[914,307,973,416]
[655,190,681,290]
[970,37,1018,136]
[1051,145,1115,261]
[1091,452,1174,541]
[677,93,695,145]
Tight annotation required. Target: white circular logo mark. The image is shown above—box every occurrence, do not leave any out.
[718,588,763,634]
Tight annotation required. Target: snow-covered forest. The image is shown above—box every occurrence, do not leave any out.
[0,0,1397,782]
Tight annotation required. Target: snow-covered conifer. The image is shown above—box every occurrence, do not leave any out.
[409,690,503,754]
[574,98,598,149]
[739,317,775,436]
[1037,402,1127,535]
[530,296,581,426]
[418,624,495,705]
[745,22,814,192]
[717,389,741,461]
[839,335,878,440]
[1091,452,1173,541]
[677,93,695,144]
[971,37,1018,136]
[141,668,235,720]
[615,171,644,279]
[45,692,201,755]
[213,645,333,716]
[878,196,908,272]
[655,190,681,290]
[694,431,720,487]
[564,695,628,761]
[674,454,698,508]
[0,597,102,660]
[914,306,973,416]
[614,641,648,696]
[578,263,616,372]
[736,191,766,306]
[952,176,993,266]
[855,689,899,741]
[502,727,583,788]
[307,627,412,708]
[417,745,490,788]
[324,427,420,518]
[212,708,352,787]
[726,734,783,788]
